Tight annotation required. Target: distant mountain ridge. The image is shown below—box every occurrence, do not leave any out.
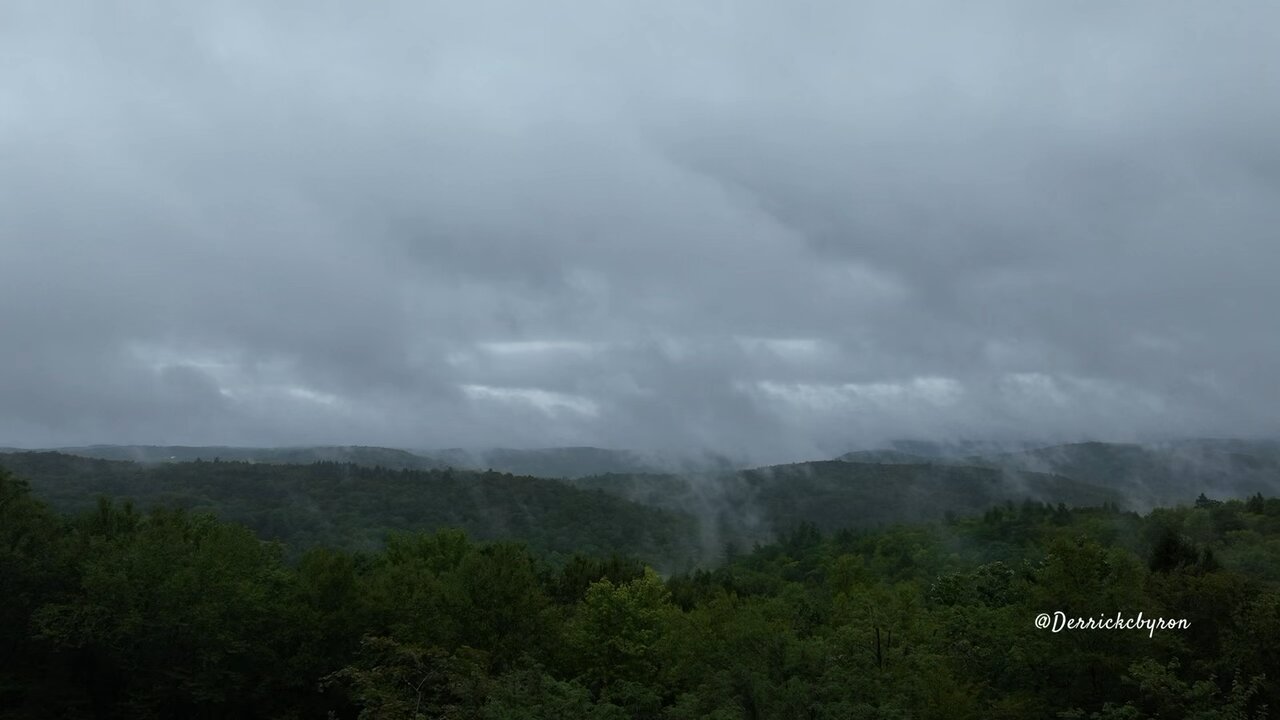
[572,460,1121,550]
[838,439,1280,508]
[0,451,702,568]
[10,439,1280,567]
[33,444,740,480]
[964,440,1280,508]
[47,444,445,471]
[835,449,941,465]
[429,446,662,478]
[426,446,740,479]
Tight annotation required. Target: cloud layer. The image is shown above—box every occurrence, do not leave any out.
[3,1,1278,462]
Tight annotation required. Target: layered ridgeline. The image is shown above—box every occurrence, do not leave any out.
[5,449,1121,568]
[41,444,737,478]
[47,444,446,470]
[839,439,1280,509]
[0,452,701,568]
[571,461,1120,551]
[8,461,1280,718]
[10,441,1275,569]
[571,440,1280,554]
[973,440,1280,508]
[429,446,738,479]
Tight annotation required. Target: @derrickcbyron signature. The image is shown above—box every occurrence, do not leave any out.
[1035,611,1189,638]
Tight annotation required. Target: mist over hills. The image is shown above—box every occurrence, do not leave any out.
[835,449,941,465]
[32,439,1280,511]
[5,438,1278,569]
[838,439,1280,509]
[997,441,1280,507]
[49,444,446,471]
[35,444,740,480]
[426,446,739,479]
[571,460,1120,550]
[868,439,1056,459]
[0,450,702,567]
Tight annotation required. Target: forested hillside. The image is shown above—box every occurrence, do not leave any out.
[970,440,1280,508]
[6,452,1130,569]
[837,441,1280,510]
[573,461,1121,551]
[46,444,446,471]
[39,444,737,480]
[3,465,1280,718]
[0,452,701,567]
[429,446,672,479]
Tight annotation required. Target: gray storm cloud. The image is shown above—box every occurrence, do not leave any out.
[2,1,1278,462]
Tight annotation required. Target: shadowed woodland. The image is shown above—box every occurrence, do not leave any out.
[4,459,1280,719]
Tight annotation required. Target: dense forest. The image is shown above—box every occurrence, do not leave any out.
[840,440,1280,509]
[22,444,730,479]
[0,452,702,568]
[38,445,449,472]
[4,458,1280,719]
[1,451,1126,570]
[572,461,1119,552]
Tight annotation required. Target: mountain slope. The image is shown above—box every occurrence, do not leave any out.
[50,444,445,470]
[428,446,738,479]
[0,451,701,567]
[835,449,943,464]
[969,440,1280,507]
[574,461,1121,549]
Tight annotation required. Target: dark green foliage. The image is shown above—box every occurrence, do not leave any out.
[432,446,669,479]
[970,440,1280,509]
[49,444,447,470]
[574,460,1121,550]
[5,461,1280,718]
[0,451,701,568]
[1149,526,1198,572]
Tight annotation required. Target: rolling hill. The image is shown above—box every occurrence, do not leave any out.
[965,440,1280,507]
[0,451,702,568]
[573,460,1121,550]
[48,444,444,470]
[427,446,738,479]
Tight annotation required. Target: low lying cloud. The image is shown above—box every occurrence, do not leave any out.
[2,1,1278,462]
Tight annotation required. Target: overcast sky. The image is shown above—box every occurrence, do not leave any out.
[2,1,1278,462]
